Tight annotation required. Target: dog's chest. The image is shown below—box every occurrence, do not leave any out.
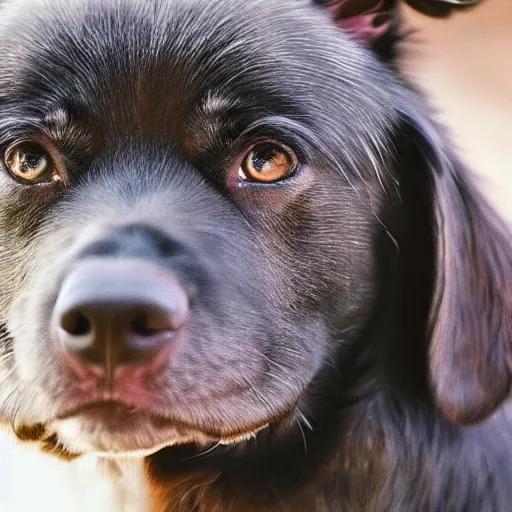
[0,433,153,511]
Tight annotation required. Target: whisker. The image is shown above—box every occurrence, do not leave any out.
[241,376,275,415]
[296,409,314,432]
[296,418,308,455]
[267,372,300,394]
[277,346,303,357]
[181,442,221,461]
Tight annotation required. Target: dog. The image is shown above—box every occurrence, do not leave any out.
[1,0,511,510]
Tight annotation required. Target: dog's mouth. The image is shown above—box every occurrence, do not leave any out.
[57,399,155,423]
[44,398,274,458]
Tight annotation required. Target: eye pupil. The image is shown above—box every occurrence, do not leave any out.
[251,145,280,172]
[18,152,47,173]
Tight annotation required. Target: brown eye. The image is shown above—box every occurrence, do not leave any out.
[4,141,60,184]
[239,142,298,183]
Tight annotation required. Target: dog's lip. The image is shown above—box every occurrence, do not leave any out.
[55,397,165,422]
[55,398,274,440]
[56,399,146,420]
[53,398,273,457]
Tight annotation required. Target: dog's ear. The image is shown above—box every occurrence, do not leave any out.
[402,116,512,424]
[314,0,401,61]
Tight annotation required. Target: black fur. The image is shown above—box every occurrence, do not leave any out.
[0,0,511,510]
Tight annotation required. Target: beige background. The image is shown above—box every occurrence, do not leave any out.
[402,0,512,220]
[0,1,511,509]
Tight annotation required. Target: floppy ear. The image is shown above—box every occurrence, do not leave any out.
[404,117,512,424]
[313,0,401,61]
[314,0,484,60]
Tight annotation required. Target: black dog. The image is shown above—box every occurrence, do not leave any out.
[1,0,511,510]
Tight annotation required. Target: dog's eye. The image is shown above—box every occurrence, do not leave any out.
[4,141,62,184]
[239,142,298,183]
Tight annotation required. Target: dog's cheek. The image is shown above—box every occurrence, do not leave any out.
[0,186,65,314]
[255,179,379,337]
[3,213,85,392]
[0,204,65,425]
[225,178,380,401]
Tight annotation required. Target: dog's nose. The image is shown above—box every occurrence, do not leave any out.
[53,259,188,372]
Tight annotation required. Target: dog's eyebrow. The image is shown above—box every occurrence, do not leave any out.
[200,92,239,117]
[182,92,241,155]
[44,108,69,131]
[43,108,81,142]
[42,108,91,150]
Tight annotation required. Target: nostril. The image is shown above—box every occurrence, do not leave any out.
[131,312,157,336]
[131,310,175,336]
[60,310,91,336]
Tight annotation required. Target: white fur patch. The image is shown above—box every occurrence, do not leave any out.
[0,431,152,512]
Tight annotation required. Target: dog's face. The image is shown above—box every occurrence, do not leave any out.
[1,0,511,460]
[0,0,388,456]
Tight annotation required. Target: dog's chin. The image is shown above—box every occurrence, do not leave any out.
[54,416,207,458]
[51,406,270,458]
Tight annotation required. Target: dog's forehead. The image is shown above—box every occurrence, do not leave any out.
[0,0,320,92]
[0,0,400,156]
[0,0,379,107]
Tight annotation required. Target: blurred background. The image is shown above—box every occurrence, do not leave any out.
[0,0,510,509]
[402,0,512,220]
